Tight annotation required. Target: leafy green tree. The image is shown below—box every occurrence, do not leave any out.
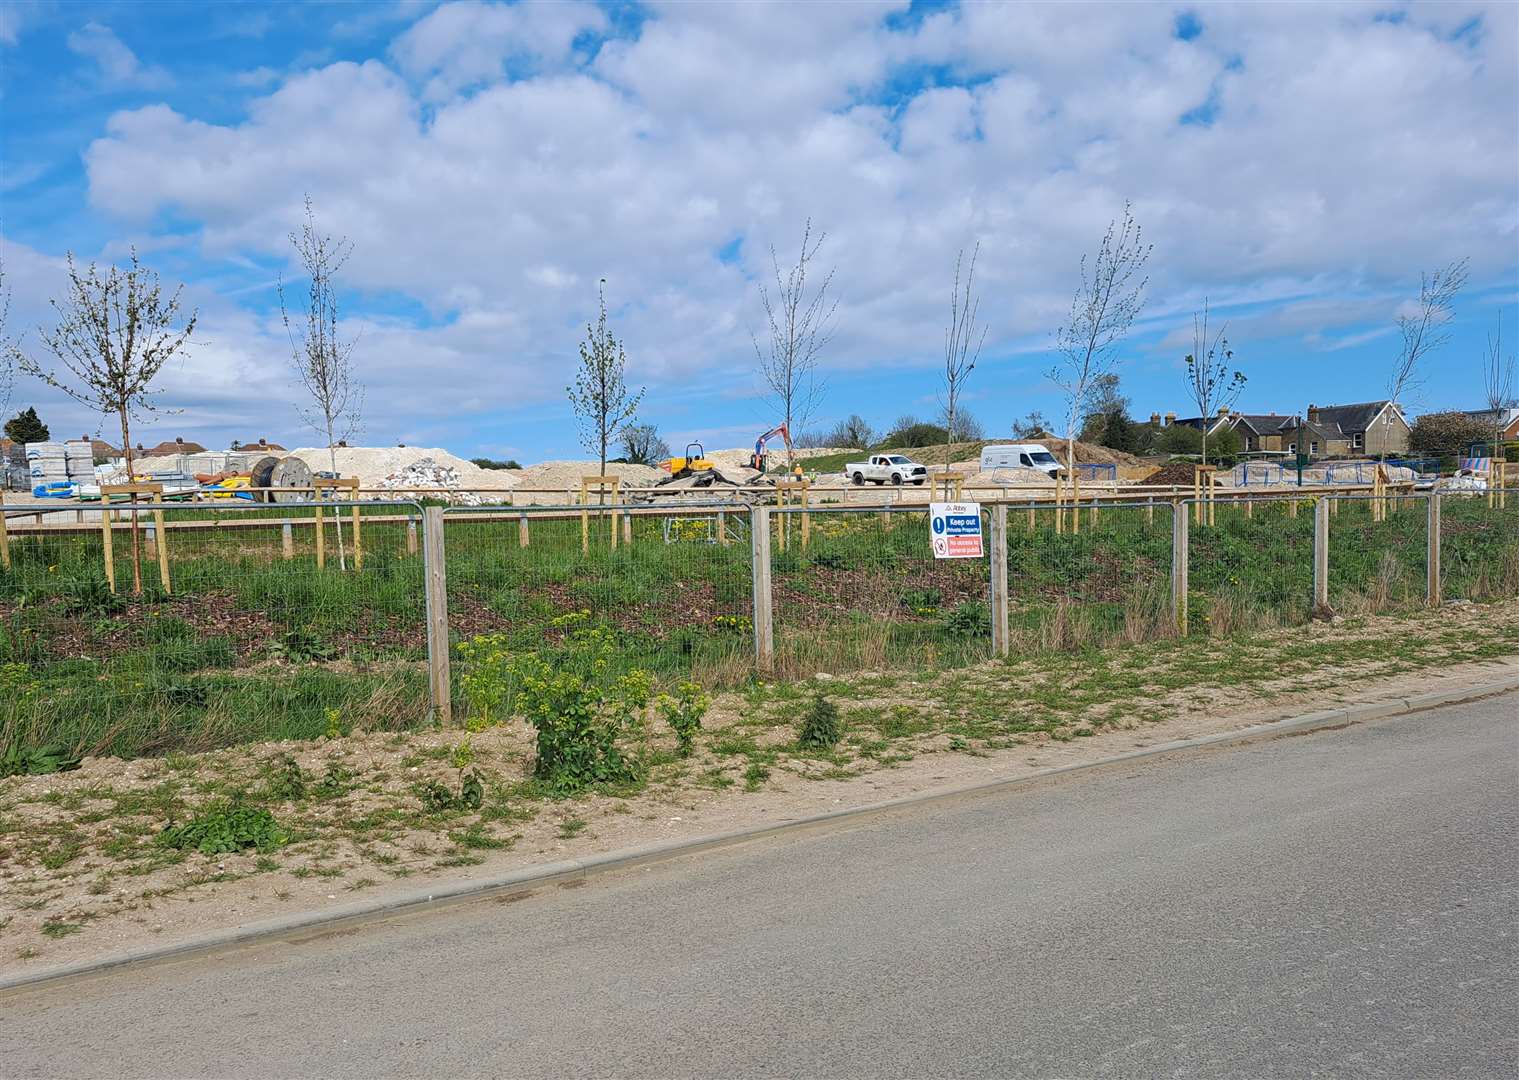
[4,406,49,444]
[619,423,669,465]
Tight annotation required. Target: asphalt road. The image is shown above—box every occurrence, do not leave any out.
[5,695,1516,1079]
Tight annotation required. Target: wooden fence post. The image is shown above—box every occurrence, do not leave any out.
[1427,493,1442,606]
[101,502,116,594]
[314,503,325,569]
[0,491,10,570]
[750,504,774,672]
[153,491,171,595]
[1172,502,1189,636]
[406,519,418,556]
[282,522,295,560]
[518,513,530,548]
[1313,497,1330,614]
[990,503,1009,658]
[352,504,363,571]
[423,506,452,725]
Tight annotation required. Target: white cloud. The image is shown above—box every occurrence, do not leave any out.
[40,0,1519,445]
[391,0,605,100]
[66,22,173,90]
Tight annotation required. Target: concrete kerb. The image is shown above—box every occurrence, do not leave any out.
[5,672,1517,995]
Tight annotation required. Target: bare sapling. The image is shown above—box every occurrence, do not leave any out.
[1048,203,1151,529]
[1385,258,1468,457]
[1481,313,1514,457]
[754,220,837,469]
[941,243,987,472]
[568,279,644,497]
[16,250,196,593]
[280,197,363,570]
[1183,300,1246,465]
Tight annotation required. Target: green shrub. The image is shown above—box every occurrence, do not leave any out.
[417,769,485,813]
[158,799,286,855]
[942,601,990,639]
[656,680,710,757]
[797,694,842,750]
[1,742,81,778]
[512,619,651,794]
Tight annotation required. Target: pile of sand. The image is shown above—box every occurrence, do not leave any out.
[287,446,516,492]
[512,460,665,491]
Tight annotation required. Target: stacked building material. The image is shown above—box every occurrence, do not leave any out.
[25,442,70,490]
[64,439,95,483]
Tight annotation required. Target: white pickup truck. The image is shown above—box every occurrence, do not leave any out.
[844,454,929,486]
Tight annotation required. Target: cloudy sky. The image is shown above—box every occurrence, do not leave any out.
[2,0,1515,459]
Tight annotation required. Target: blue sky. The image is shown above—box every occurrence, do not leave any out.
[2,0,1516,459]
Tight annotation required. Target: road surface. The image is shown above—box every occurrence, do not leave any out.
[4,694,1516,1078]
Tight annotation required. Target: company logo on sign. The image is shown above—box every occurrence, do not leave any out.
[929,501,984,559]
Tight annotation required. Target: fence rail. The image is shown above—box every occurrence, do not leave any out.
[2,492,1514,753]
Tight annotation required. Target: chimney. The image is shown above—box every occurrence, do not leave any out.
[258,438,267,448]
[1164,412,1176,426]
[338,440,348,448]
[1307,403,1320,424]
[175,437,184,447]
[1217,406,1230,418]
[1149,412,1161,425]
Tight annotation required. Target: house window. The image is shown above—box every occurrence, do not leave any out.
[1310,441,1319,454]
[1353,432,1363,449]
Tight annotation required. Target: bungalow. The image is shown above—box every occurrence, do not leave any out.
[1462,407,1519,442]
[229,437,288,453]
[143,436,207,457]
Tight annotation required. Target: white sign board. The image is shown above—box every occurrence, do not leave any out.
[929,501,984,559]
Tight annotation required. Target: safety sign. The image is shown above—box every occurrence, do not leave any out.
[929,502,983,559]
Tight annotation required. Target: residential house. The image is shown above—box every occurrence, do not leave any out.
[1277,401,1410,458]
[1462,407,1519,442]
[229,437,288,453]
[143,437,207,456]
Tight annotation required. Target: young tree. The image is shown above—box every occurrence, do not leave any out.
[833,413,875,449]
[619,422,669,465]
[17,250,196,593]
[280,197,363,570]
[937,404,983,442]
[754,220,837,468]
[0,258,13,417]
[1385,258,1468,456]
[1047,203,1152,482]
[1012,410,1051,439]
[941,243,987,470]
[1481,313,1515,454]
[5,406,50,444]
[568,280,644,481]
[1183,300,1247,465]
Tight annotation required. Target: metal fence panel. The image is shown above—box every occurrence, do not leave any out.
[1006,500,1174,650]
[1441,490,1519,601]
[442,502,755,694]
[0,500,429,759]
[1186,495,1314,633]
[1325,493,1429,615]
[769,505,992,679]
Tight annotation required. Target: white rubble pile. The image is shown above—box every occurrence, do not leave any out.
[374,458,508,506]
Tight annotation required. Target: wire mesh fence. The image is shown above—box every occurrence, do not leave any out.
[0,500,430,760]
[769,505,992,679]
[441,503,755,712]
[1187,495,1315,633]
[1441,489,1519,602]
[1006,499,1174,650]
[1325,493,1428,616]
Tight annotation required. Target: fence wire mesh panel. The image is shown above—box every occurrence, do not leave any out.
[442,504,755,719]
[1006,500,1173,651]
[769,506,992,679]
[0,500,429,762]
[1325,493,1428,615]
[1187,495,1314,633]
[1440,490,1519,602]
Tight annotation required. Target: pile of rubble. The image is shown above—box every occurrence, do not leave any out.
[374,458,506,506]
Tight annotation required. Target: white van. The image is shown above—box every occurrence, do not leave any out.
[980,443,1063,477]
